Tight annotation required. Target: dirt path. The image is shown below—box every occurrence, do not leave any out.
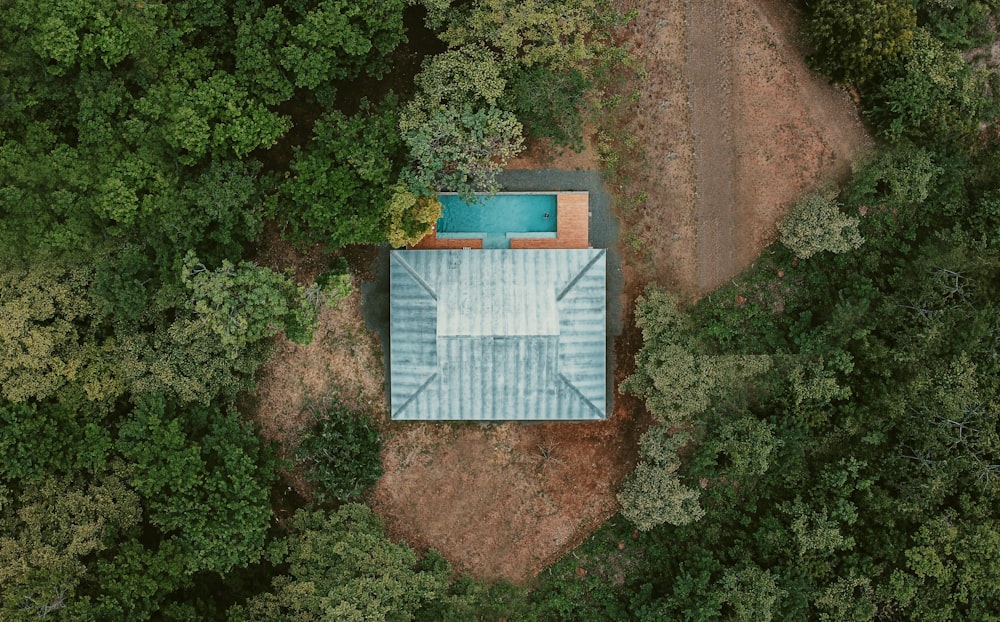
[688,0,738,291]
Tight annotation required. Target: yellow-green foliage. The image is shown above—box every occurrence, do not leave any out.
[440,0,603,70]
[804,0,916,84]
[778,186,864,259]
[618,428,705,530]
[619,287,773,531]
[385,185,443,248]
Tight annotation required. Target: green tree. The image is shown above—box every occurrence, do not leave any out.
[803,0,917,84]
[900,513,1000,619]
[439,0,605,70]
[116,396,277,576]
[0,3,282,275]
[0,401,110,482]
[384,185,443,248]
[401,104,523,199]
[778,186,864,259]
[504,65,590,151]
[866,28,993,145]
[408,46,508,114]
[788,351,855,408]
[0,259,118,404]
[234,6,295,107]
[296,397,384,504]
[812,572,877,622]
[711,415,781,482]
[623,287,771,426]
[618,429,705,530]
[0,251,283,407]
[230,505,454,621]
[399,46,523,199]
[917,0,996,49]
[278,0,406,105]
[0,475,141,621]
[0,125,105,262]
[276,104,403,247]
[139,72,291,165]
[841,145,944,255]
[4,0,167,78]
[181,252,329,355]
[619,287,772,530]
[718,565,784,622]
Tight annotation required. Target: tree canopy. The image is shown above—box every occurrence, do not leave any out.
[5,0,1000,619]
[0,0,608,617]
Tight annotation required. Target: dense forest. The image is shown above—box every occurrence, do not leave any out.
[1,0,999,620]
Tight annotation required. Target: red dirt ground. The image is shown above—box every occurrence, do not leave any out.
[252,0,871,584]
[618,0,871,294]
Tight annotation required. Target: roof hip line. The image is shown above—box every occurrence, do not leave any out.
[390,250,438,300]
[392,372,438,418]
[558,372,605,418]
[556,249,606,301]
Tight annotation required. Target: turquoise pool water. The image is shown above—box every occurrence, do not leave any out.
[438,194,557,249]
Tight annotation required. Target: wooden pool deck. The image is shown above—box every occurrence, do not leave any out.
[410,192,590,250]
[410,231,483,249]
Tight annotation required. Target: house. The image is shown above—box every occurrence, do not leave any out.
[389,247,607,420]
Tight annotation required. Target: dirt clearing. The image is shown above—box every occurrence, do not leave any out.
[619,0,871,293]
[254,0,872,585]
[371,413,641,582]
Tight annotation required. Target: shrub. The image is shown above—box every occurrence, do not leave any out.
[296,397,383,503]
[504,66,590,151]
[778,186,864,259]
[385,184,442,247]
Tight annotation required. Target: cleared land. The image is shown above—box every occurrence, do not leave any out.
[252,0,871,583]
[618,0,870,294]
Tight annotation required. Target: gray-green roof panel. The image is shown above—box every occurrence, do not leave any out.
[389,249,606,421]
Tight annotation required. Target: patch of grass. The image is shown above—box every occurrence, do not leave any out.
[625,231,644,253]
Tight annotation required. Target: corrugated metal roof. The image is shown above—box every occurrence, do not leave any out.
[390,249,606,420]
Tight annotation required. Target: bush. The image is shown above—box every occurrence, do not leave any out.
[385,184,442,248]
[778,186,864,259]
[504,66,590,151]
[803,0,916,84]
[296,397,383,503]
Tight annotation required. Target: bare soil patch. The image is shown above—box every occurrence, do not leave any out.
[252,230,389,505]
[506,133,601,171]
[616,0,871,294]
[371,411,641,582]
[252,290,388,499]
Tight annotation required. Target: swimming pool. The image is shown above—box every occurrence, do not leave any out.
[437,193,557,249]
